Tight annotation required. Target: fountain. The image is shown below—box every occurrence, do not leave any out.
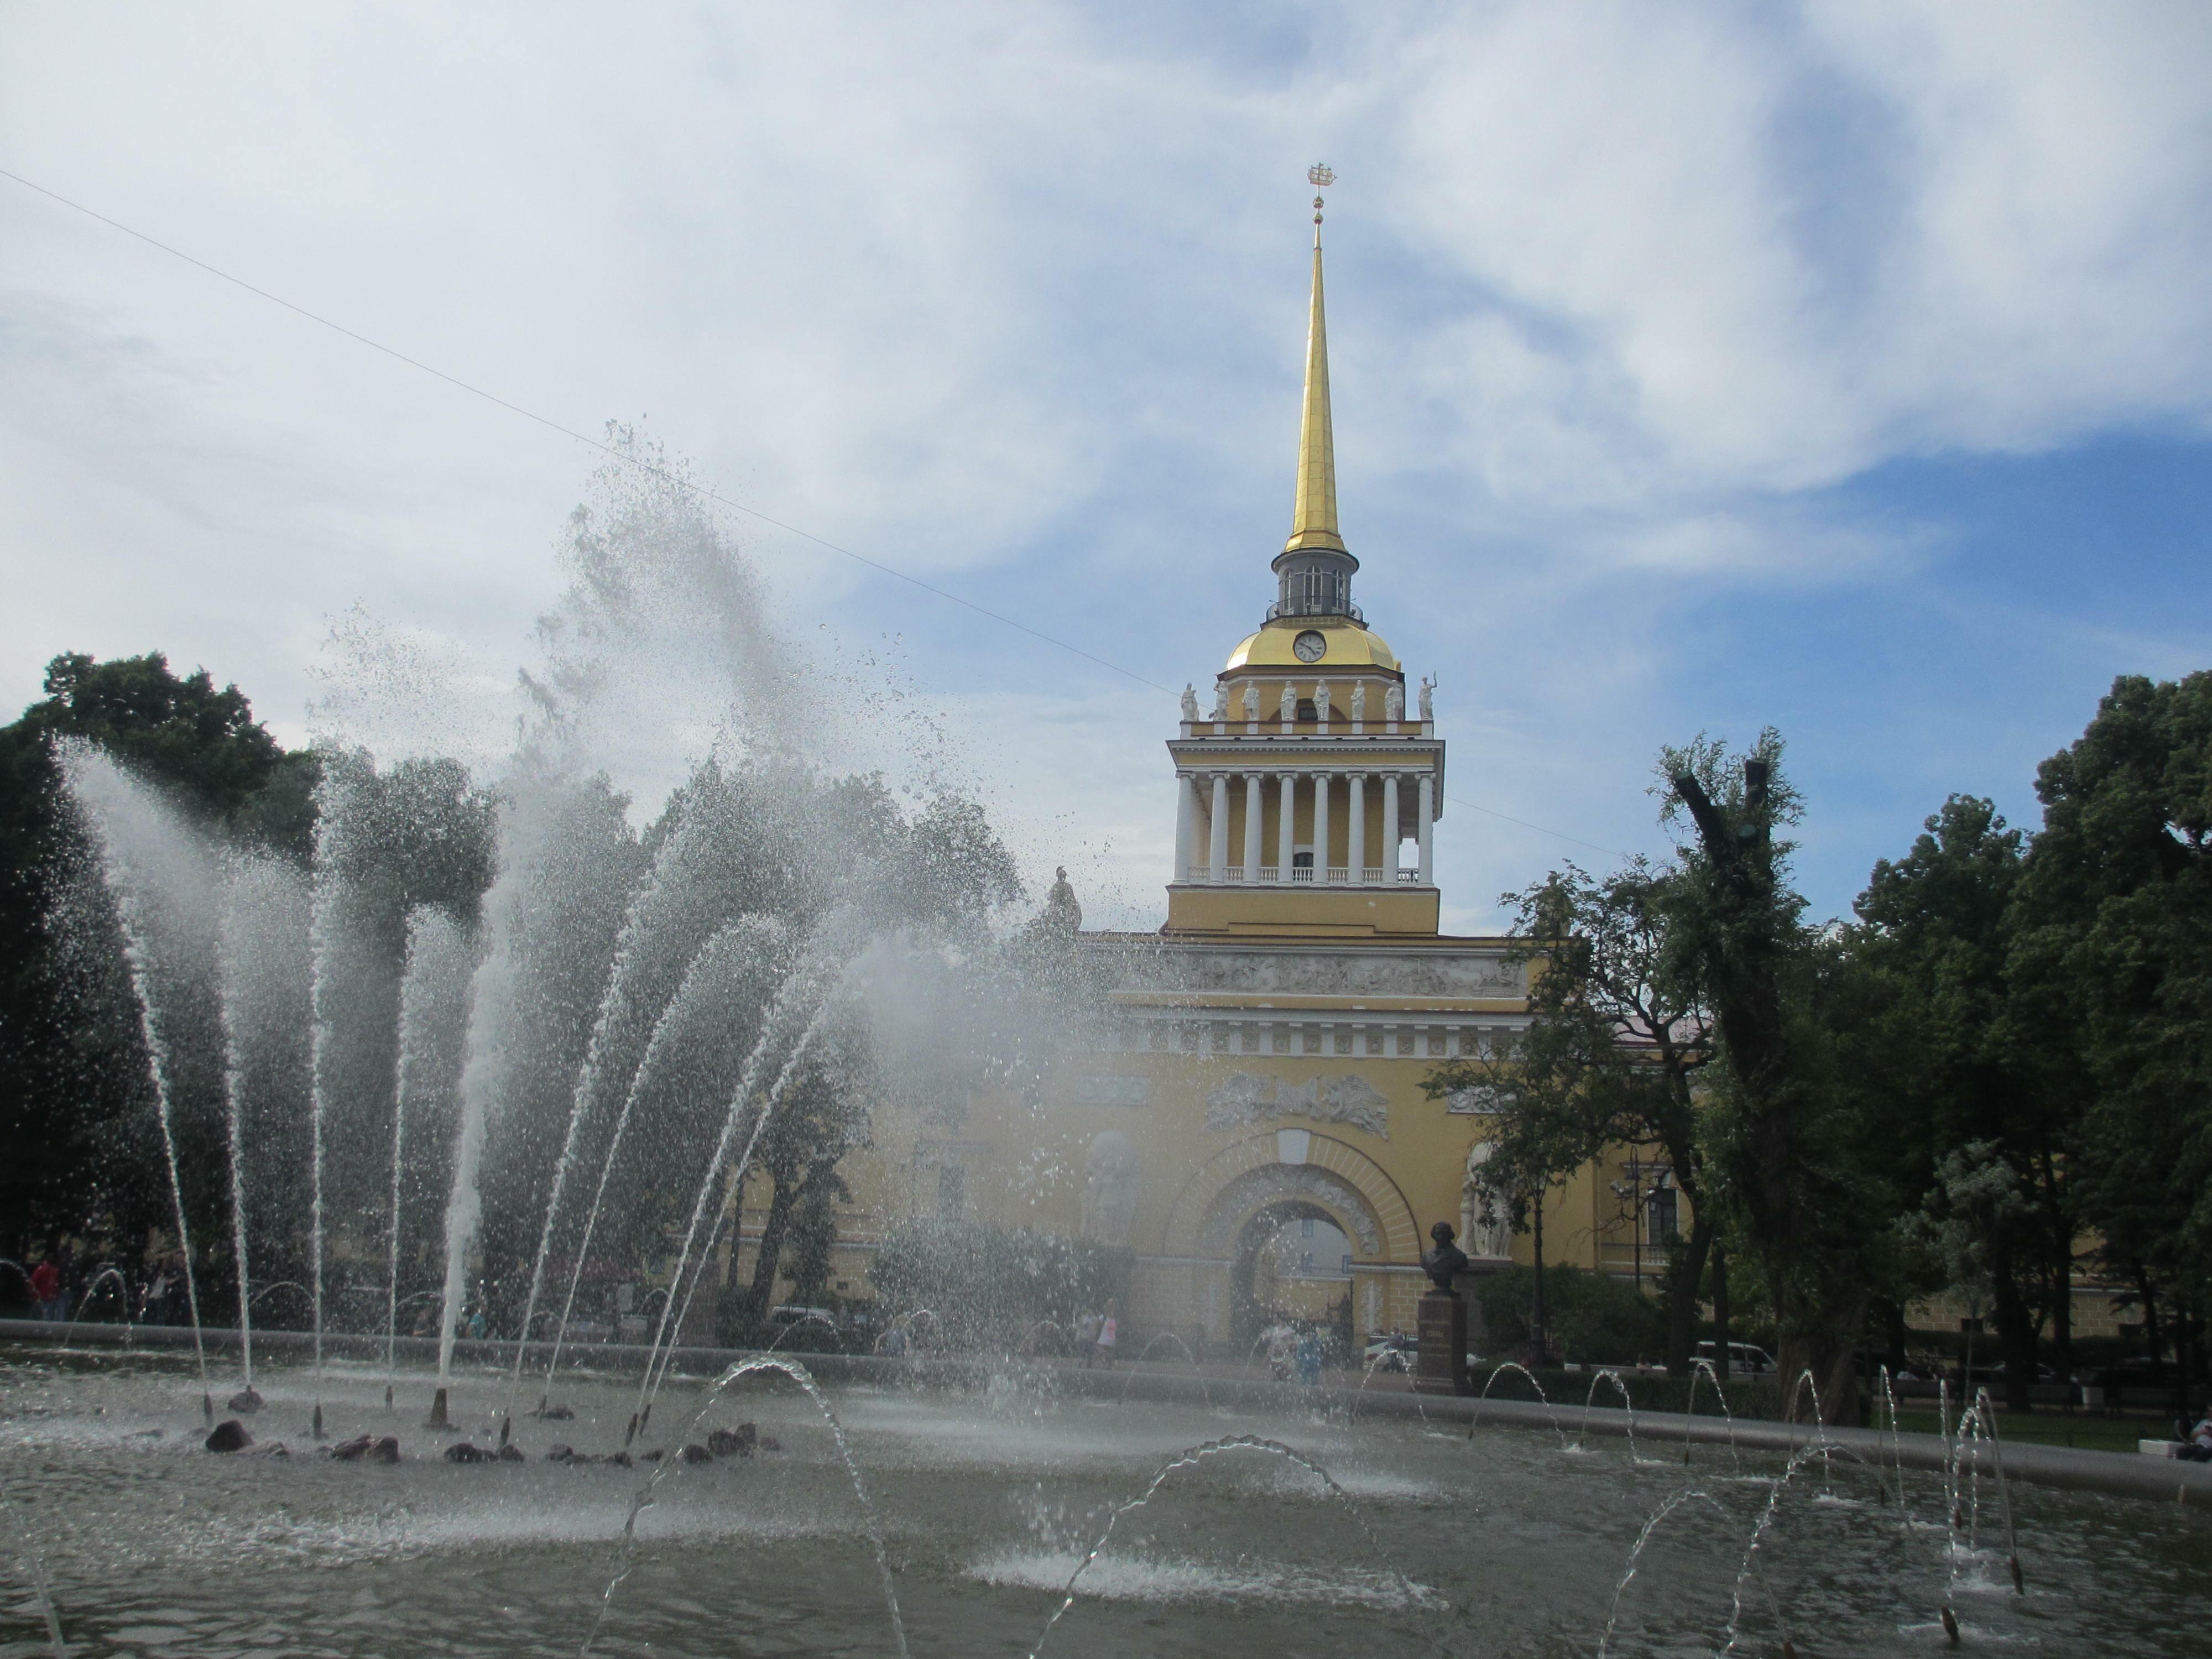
[8,454,2207,1658]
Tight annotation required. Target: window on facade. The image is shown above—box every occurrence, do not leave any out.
[1646,1185,1678,1243]
[1296,700,1318,722]
[1292,849,1314,868]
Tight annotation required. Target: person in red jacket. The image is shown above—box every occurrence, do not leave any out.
[28,1257,64,1321]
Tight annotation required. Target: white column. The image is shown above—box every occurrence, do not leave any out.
[1382,774,1401,880]
[1209,773,1230,884]
[1277,773,1297,881]
[1417,771,1435,885]
[1313,772,1332,881]
[1348,774,1366,883]
[1243,774,1263,883]
[1174,771,1197,882]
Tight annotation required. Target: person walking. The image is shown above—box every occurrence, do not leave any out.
[1093,1301,1118,1369]
[1075,1308,1100,1366]
[28,1256,63,1322]
[1295,1326,1323,1387]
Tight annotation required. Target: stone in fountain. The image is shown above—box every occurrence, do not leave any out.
[1414,1220,1470,1397]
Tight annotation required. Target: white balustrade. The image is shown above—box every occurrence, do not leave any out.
[1362,866,1385,885]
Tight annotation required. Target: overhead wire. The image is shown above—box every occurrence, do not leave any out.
[2,162,1633,863]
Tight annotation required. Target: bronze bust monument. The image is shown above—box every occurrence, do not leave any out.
[1423,1220,1470,1291]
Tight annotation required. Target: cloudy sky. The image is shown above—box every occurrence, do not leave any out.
[4,3,2208,931]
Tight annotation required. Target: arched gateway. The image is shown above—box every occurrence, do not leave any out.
[1158,1130,1421,1347]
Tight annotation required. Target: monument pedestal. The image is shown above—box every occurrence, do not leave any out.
[1413,1287,1470,1396]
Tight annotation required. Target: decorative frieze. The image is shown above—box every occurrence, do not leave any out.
[1203,1071,1390,1138]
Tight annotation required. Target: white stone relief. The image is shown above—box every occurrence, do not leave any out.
[1072,1073,1150,1107]
[1461,1140,1516,1259]
[1082,1129,1141,1245]
[1203,1071,1390,1137]
[1196,1165,1383,1254]
[1446,1083,1505,1115]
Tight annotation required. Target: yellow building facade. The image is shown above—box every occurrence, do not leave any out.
[724,192,1677,1352]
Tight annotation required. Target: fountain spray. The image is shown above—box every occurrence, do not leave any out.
[497,831,685,1450]
[539,920,769,1416]
[62,747,217,1423]
[216,880,259,1411]
[633,980,843,1434]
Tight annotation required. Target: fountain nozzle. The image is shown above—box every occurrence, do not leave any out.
[497,1415,510,1450]
[1940,1604,1959,1646]
[384,1383,393,1409]
[623,1411,639,1448]
[311,1402,324,1440]
[201,1392,213,1425]
[2009,1554,2023,1594]
[426,1387,450,1430]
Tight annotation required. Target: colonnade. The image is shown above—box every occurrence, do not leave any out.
[1173,768,1435,886]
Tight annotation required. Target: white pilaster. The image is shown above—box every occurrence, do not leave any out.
[1348,773,1366,883]
[1313,771,1332,881]
[1277,773,1297,881]
[1209,773,1231,884]
[1174,770,1196,882]
[1242,774,1263,884]
[1417,772,1435,885]
[1382,773,1401,879]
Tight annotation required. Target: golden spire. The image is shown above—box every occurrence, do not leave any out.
[1285,163,1346,555]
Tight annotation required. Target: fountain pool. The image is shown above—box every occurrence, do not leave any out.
[3,1343,2208,1657]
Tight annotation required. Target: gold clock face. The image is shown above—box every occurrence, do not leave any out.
[1292,630,1327,664]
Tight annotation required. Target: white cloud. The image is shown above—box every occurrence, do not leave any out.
[1,2,2205,928]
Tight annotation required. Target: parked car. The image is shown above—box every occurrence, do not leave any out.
[1692,1340,1775,1376]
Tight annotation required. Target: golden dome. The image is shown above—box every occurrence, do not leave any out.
[1225,618,1400,673]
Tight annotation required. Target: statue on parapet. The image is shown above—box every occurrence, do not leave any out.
[1181,684,1201,722]
[1385,682,1404,722]
[1041,866,1082,932]
[1313,680,1333,724]
[1349,681,1366,722]
[1211,682,1229,721]
[1280,682,1298,724]
[1418,675,1436,721]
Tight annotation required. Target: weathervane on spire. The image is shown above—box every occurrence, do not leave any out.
[1308,163,1334,240]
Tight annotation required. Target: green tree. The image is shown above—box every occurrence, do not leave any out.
[0,652,315,1253]
[1659,731,1892,1420]
[1845,795,2077,1410]
[1422,858,1717,1372]
[2011,671,2212,1416]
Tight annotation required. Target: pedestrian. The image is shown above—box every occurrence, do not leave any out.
[879,1323,907,1359]
[28,1255,63,1322]
[1076,1308,1100,1366]
[2180,1406,2212,1464]
[1093,1301,1118,1369]
[1295,1326,1322,1386]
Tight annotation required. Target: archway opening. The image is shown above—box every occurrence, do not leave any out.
[1229,1198,1354,1358]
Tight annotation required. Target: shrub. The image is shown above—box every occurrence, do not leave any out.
[1474,1265,1668,1366]
[867,1220,1131,1352]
